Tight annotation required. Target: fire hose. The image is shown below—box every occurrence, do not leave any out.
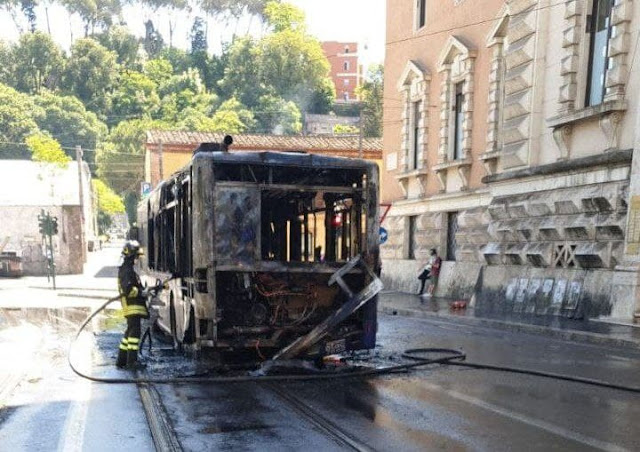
[68,295,640,393]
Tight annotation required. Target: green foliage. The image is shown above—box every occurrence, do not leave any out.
[157,47,191,74]
[0,41,13,86]
[62,0,122,35]
[93,178,125,213]
[143,19,164,58]
[258,28,331,109]
[219,37,264,107]
[0,83,43,159]
[145,58,173,86]
[26,133,71,168]
[254,94,301,134]
[95,118,170,194]
[220,18,333,113]
[109,71,160,126]
[356,64,383,137]
[33,90,108,163]
[63,38,118,116]
[93,178,125,234]
[264,1,305,32]
[12,32,65,94]
[94,25,141,70]
[190,16,207,53]
[333,124,359,135]
[158,67,204,97]
[307,77,335,114]
[217,97,255,130]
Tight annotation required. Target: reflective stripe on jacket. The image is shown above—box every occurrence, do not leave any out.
[118,263,148,318]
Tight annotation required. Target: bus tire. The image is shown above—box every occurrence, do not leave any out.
[183,306,196,345]
[169,296,180,350]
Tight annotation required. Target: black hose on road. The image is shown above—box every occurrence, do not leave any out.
[69,296,640,393]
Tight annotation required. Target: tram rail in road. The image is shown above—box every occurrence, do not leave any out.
[138,382,183,452]
[267,383,374,452]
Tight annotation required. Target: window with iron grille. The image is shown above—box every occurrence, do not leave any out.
[552,244,577,268]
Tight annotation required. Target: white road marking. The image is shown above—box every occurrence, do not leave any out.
[56,332,93,452]
[419,382,629,452]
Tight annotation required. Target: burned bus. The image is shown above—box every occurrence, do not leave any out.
[136,144,381,359]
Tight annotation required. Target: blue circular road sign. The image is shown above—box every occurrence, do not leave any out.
[380,227,388,244]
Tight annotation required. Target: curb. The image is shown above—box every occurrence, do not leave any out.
[379,305,640,351]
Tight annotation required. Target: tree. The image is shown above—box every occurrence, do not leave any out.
[95,118,168,193]
[95,118,171,223]
[20,0,37,32]
[333,124,359,135]
[0,41,13,86]
[62,0,122,36]
[190,16,207,53]
[157,47,191,74]
[220,3,334,113]
[307,76,335,114]
[33,90,108,163]
[253,94,301,134]
[92,178,125,233]
[63,38,118,117]
[0,83,43,159]
[143,19,164,58]
[144,58,173,86]
[263,0,304,32]
[94,25,141,70]
[26,133,71,168]
[356,64,383,137]
[12,32,65,94]
[218,37,265,107]
[109,71,160,126]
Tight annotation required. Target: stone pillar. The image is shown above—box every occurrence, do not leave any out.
[614,92,640,322]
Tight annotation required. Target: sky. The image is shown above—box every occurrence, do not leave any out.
[0,0,386,68]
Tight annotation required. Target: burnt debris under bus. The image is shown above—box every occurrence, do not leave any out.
[136,143,381,359]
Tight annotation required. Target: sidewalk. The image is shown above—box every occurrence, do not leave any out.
[0,244,121,308]
[378,291,640,350]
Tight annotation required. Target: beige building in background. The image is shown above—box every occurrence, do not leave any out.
[382,0,640,322]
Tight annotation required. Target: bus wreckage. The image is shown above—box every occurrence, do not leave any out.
[137,142,382,360]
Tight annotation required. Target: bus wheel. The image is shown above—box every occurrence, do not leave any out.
[169,297,180,351]
[183,306,196,345]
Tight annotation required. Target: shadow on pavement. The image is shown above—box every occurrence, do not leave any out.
[94,267,119,278]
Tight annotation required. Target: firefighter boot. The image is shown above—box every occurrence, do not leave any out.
[126,343,146,370]
[116,338,128,368]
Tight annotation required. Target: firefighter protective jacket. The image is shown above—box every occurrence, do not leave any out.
[118,262,149,318]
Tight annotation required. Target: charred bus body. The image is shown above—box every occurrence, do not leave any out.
[137,146,381,358]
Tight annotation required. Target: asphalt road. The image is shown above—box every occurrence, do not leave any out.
[154,313,640,451]
[1,271,639,451]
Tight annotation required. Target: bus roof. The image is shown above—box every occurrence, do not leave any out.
[191,150,378,170]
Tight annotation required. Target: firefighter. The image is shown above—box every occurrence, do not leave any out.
[116,240,149,370]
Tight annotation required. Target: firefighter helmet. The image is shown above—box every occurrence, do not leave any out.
[122,240,143,258]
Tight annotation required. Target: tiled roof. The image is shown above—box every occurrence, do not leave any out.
[145,131,383,153]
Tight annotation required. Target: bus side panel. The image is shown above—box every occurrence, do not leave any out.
[192,159,216,341]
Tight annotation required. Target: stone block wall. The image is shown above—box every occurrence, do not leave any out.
[482,181,628,270]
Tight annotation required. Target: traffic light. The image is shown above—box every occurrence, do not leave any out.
[51,217,59,235]
[38,215,46,235]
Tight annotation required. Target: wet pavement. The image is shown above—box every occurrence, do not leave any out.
[1,245,639,451]
[146,314,640,451]
[379,292,640,348]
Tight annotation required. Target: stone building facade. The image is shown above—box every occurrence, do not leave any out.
[0,160,96,275]
[382,0,640,322]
